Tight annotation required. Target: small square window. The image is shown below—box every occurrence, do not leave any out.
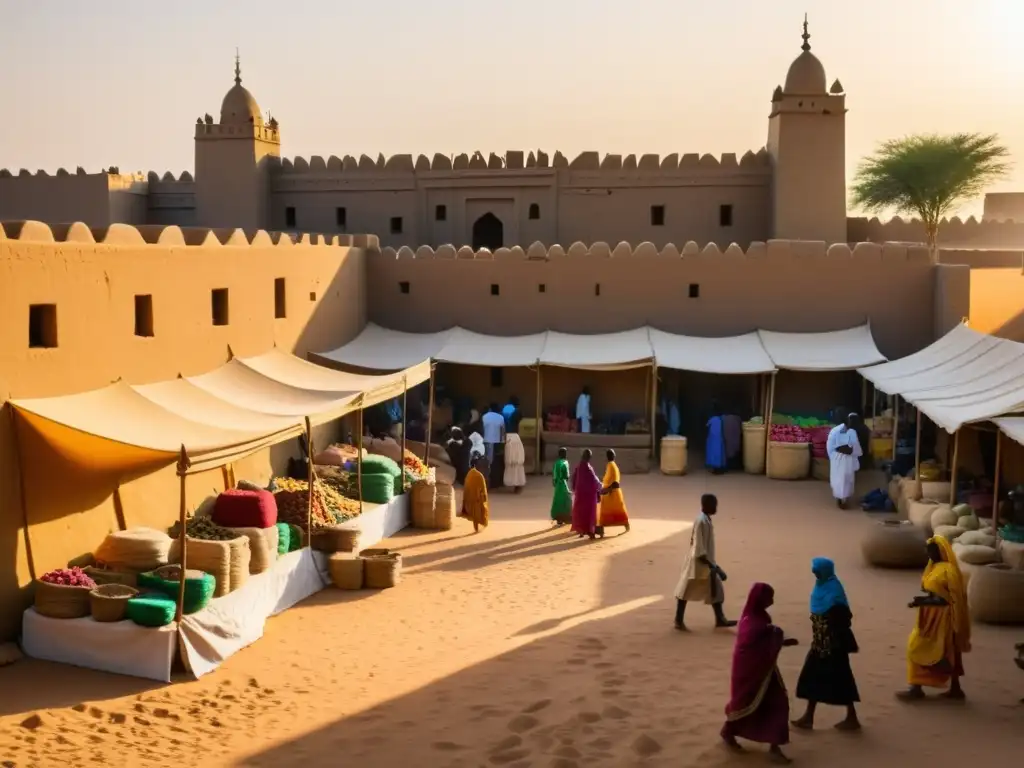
[274,278,287,319]
[285,206,296,229]
[650,205,665,226]
[719,204,734,227]
[390,216,403,234]
[594,283,601,297]
[309,291,317,302]
[134,294,154,337]
[490,367,504,388]
[490,283,500,296]
[435,204,447,222]
[336,207,347,229]
[688,283,700,299]
[538,283,546,293]
[399,281,410,294]
[528,203,540,220]
[28,304,58,348]
[212,288,230,326]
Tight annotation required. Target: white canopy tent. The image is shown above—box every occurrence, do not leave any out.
[993,416,1024,448]
[757,324,886,371]
[310,323,450,371]
[437,328,547,367]
[539,328,654,370]
[649,329,775,375]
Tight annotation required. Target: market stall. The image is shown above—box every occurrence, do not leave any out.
[756,324,887,480]
[10,351,427,681]
[647,329,776,474]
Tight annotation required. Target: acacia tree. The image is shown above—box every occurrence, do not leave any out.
[851,133,1011,260]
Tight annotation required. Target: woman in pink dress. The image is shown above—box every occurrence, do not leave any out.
[570,449,601,540]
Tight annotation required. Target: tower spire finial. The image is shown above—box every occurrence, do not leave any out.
[234,48,241,86]
[801,14,811,52]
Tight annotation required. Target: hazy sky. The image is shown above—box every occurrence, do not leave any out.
[1,0,1020,217]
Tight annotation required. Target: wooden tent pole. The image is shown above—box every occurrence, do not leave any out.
[304,417,314,541]
[764,371,777,476]
[357,405,364,517]
[992,431,1003,543]
[870,383,877,421]
[914,408,923,499]
[423,364,435,463]
[892,395,900,462]
[861,377,868,416]
[948,429,960,505]
[401,374,408,491]
[175,446,190,623]
[535,365,543,475]
[650,362,658,459]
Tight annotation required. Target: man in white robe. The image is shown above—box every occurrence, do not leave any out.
[575,386,592,433]
[673,493,736,630]
[827,414,863,509]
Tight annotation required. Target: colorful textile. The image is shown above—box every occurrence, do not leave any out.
[706,416,727,470]
[795,604,860,705]
[907,536,970,687]
[460,467,490,528]
[721,583,790,746]
[570,461,600,535]
[809,557,849,615]
[599,461,629,528]
[550,458,573,523]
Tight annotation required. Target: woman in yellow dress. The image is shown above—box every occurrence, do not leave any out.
[597,449,630,537]
[460,457,490,534]
[898,535,970,701]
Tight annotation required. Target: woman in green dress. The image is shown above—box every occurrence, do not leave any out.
[550,447,573,525]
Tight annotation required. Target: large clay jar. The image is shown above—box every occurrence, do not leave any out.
[967,563,1024,625]
[861,520,929,569]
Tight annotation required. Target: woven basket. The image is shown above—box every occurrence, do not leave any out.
[766,441,811,480]
[328,554,364,590]
[811,456,830,481]
[225,526,276,574]
[411,481,438,529]
[434,484,457,530]
[170,536,234,597]
[363,552,402,589]
[90,584,139,623]
[83,566,138,588]
[359,548,390,557]
[34,580,93,619]
[742,423,767,474]
[311,526,361,554]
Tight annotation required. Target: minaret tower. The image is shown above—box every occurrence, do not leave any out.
[194,52,281,230]
[766,17,848,243]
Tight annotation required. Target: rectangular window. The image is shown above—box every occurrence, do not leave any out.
[134,294,154,337]
[390,216,403,234]
[336,207,347,229]
[274,278,287,319]
[490,283,500,296]
[435,204,447,222]
[399,281,410,294]
[719,204,734,227]
[28,304,58,348]
[211,288,230,326]
[490,367,504,388]
[538,283,546,293]
[309,291,317,302]
[688,283,700,299]
[650,205,665,226]
[528,203,540,220]
[594,283,601,297]
[285,206,297,229]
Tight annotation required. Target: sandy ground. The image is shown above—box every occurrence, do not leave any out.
[1,470,1022,768]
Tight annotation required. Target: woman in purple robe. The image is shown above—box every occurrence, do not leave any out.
[570,449,601,540]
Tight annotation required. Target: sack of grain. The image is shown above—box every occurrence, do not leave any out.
[907,500,938,532]
[94,528,172,572]
[169,536,241,598]
[410,480,438,529]
[957,514,980,531]
[224,526,275,574]
[228,536,251,592]
[958,530,996,548]
[920,481,951,503]
[952,503,972,517]
[933,524,966,542]
[952,542,1000,566]
[366,437,403,464]
[999,540,1024,570]
[930,504,958,529]
[213,489,278,528]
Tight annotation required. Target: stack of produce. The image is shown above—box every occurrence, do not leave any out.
[169,516,237,541]
[403,450,429,480]
[40,567,96,588]
[314,443,364,467]
[167,518,251,597]
[808,426,834,459]
[273,477,334,534]
[276,475,361,524]
[544,406,572,433]
[35,567,97,619]
[770,424,811,443]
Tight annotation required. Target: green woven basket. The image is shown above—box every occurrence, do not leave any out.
[287,523,303,551]
[275,522,291,555]
[125,593,177,628]
[137,568,216,615]
[361,473,395,504]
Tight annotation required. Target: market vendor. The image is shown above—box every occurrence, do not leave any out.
[827,415,863,509]
[576,386,593,433]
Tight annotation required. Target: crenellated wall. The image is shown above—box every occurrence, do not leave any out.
[849,215,1024,249]
[366,238,957,363]
[145,170,198,226]
[268,149,772,250]
[0,221,374,642]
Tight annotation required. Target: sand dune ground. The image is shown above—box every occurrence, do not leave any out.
[1,471,1021,767]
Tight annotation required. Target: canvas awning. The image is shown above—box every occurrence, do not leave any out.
[858,324,998,392]
[649,329,775,374]
[437,328,546,367]
[310,323,449,371]
[540,328,654,370]
[993,417,1024,448]
[757,324,886,371]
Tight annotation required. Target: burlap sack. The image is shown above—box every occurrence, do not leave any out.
[261,525,279,563]
[929,504,957,529]
[921,481,952,502]
[170,537,233,598]
[958,530,996,548]
[228,537,251,592]
[999,540,1024,570]
[957,514,980,531]
[952,543,1000,566]
[907,500,938,531]
[933,524,966,542]
[226,526,275,574]
[367,437,403,464]
[95,528,172,572]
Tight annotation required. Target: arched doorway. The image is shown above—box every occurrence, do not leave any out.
[472,212,504,250]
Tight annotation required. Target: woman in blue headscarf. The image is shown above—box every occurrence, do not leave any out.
[792,557,861,731]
